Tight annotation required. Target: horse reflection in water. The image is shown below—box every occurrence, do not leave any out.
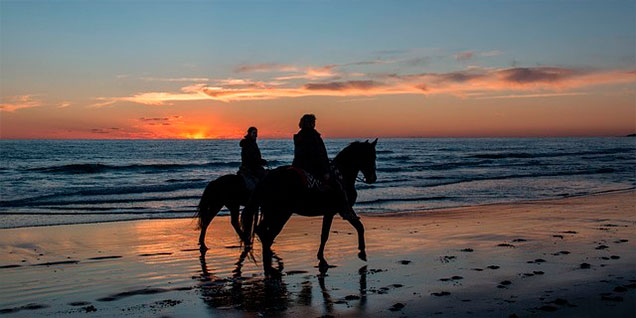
[195,250,368,315]
[196,249,288,313]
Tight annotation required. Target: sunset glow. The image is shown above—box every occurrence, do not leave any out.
[1,1,634,139]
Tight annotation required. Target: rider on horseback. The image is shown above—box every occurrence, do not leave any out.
[292,114,359,221]
[238,126,267,191]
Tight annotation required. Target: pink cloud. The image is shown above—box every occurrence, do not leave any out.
[96,66,636,105]
[0,95,41,112]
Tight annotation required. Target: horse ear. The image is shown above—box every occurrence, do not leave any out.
[371,138,378,146]
[364,139,369,143]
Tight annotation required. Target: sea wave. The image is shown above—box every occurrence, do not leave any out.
[420,168,618,188]
[358,195,451,205]
[469,147,633,159]
[0,182,207,207]
[27,162,244,174]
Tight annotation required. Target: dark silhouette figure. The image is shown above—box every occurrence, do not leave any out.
[292,114,358,221]
[293,114,330,180]
[242,139,378,275]
[238,127,267,190]
[196,127,267,251]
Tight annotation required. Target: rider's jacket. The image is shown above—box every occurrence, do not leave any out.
[292,128,330,179]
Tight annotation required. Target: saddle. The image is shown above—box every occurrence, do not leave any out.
[288,167,323,190]
[288,165,343,191]
[238,166,266,192]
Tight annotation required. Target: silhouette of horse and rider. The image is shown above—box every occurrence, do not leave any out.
[195,114,378,274]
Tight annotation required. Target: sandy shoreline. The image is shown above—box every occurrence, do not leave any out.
[0,190,634,317]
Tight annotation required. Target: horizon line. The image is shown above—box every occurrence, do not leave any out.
[1,134,634,141]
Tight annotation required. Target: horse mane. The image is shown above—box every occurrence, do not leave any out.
[333,141,367,165]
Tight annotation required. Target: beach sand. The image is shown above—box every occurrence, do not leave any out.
[0,190,634,317]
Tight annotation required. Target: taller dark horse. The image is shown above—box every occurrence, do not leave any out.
[242,139,377,273]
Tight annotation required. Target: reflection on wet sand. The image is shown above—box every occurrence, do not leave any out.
[195,248,368,315]
[197,248,289,313]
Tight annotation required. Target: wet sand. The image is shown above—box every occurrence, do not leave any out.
[0,190,634,317]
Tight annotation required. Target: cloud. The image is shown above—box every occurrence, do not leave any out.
[476,92,588,99]
[480,50,503,57]
[139,115,183,121]
[138,116,183,125]
[96,66,636,105]
[91,127,120,134]
[498,67,576,83]
[455,51,474,61]
[303,80,380,91]
[234,63,298,73]
[58,101,71,108]
[140,77,211,82]
[274,65,339,80]
[0,95,41,112]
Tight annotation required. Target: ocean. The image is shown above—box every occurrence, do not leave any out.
[0,138,634,229]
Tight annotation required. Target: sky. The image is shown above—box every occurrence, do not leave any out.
[1,0,634,139]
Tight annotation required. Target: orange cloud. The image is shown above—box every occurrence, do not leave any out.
[96,66,636,105]
[0,95,41,112]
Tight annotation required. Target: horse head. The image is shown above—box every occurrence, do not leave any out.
[335,138,378,184]
[360,138,377,184]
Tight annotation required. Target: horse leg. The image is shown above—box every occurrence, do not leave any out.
[256,221,275,276]
[227,204,243,241]
[347,218,367,261]
[256,210,291,276]
[198,202,222,251]
[317,214,335,269]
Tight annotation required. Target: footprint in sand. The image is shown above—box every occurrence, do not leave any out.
[440,276,463,281]
[138,252,172,257]
[87,256,122,260]
[497,280,512,288]
[389,303,405,311]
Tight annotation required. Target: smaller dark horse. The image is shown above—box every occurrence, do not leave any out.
[242,139,377,274]
[195,174,250,251]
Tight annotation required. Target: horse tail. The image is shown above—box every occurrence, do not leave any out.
[195,179,221,229]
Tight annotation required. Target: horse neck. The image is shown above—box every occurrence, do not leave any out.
[333,151,359,189]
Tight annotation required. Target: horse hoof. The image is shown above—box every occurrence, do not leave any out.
[358,251,367,262]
